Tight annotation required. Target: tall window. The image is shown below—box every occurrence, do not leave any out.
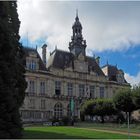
[79,84,85,97]
[34,111,41,119]
[29,99,35,109]
[117,74,124,83]
[27,60,37,70]
[67,83,73,96]
[41,99,46,109]
[21,111,30,119]
[54,103,63,119]
[55,81,61,95]
[40,81,45,95]
[100,87,104,98]
[90,86,95,98]
[29,80,35,95]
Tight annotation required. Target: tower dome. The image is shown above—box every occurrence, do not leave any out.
[72,14,82,29]
[69,10,87,58]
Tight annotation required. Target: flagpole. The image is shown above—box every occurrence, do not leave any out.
[70,97,74,125]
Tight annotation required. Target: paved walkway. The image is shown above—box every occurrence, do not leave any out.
[75,127,140,137]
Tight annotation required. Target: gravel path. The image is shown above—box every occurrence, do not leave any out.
[75,127,140,137]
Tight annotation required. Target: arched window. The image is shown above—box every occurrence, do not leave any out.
[54,102,63,119]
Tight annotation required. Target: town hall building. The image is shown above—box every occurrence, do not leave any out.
[20,13,130,123]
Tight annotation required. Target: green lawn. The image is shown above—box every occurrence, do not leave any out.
[23,126,140,139]
[75,122,140,133]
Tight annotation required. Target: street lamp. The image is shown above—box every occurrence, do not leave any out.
[127,112,130,139]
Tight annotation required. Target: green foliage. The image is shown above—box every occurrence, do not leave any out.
[95,98,117,116]
[61,116,71,126]
[113,88,137,114]
[81,99,96,116]
[51,116,59,124]
[81,99,117,123]
[132,85,140,109]
[0,1,27,138]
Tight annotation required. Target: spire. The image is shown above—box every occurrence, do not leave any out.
[76,9,78,17]
[107,60,109,66]
[69,11,87,58]
[73,9,82,30]
[76,9,79,21]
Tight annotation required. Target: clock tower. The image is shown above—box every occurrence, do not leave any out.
[69,10,87,60]
[69,11,88,73]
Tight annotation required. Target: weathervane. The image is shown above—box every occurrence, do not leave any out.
[76,9,78,17]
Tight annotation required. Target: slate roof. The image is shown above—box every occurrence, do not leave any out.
[23,47,47,71]
[47,49,105,76]
[86,56,105,76]
[47,49,74,69]
[102,64,127,83]
[107,65,118,81]
[23,47,127,83]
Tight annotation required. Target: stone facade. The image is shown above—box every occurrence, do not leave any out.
[20,14,130,123]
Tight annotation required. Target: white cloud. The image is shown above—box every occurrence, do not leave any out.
[17,1,140,86]
[125,72,140,86]
[17,1,140,53]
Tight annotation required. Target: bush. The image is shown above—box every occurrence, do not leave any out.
[50,117,59,125]
[81,99,117,123]
[116,112,125,123]
[61,116,71,126]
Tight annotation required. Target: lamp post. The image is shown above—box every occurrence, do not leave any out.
[127,112,130,139]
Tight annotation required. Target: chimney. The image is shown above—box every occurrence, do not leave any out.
[95,56,100,65]
[42,44,47,66]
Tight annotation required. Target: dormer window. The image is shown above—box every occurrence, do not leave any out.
[117,73,125,83]
[26,59,36,70]
[26,58,38,70]
[29,60,36,70]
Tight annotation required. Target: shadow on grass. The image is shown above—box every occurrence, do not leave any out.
[23,130,88,139]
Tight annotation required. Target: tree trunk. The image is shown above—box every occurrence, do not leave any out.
[125,112,127,123]
[129,112,131,124]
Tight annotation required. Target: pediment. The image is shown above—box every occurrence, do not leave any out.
[78,52,85,61]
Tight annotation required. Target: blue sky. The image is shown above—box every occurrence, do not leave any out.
[96,45,140,76]
[18,1,140,85]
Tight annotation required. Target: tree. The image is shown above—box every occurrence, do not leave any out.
[81,99,117,123]
[81,100,95,117]
[113,88,137,122]
[132,85,140,109]
[0,1,27,138]
[94,99,117,123]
